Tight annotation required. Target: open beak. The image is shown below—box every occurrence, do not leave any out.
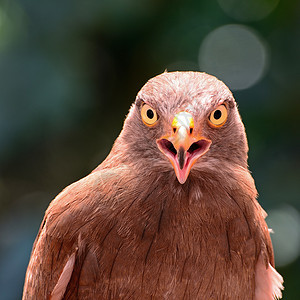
[157,111,211,184]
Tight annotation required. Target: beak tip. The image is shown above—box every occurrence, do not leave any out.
[176,173,188,184]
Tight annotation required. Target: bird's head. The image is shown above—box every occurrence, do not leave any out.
[117,71,249,185]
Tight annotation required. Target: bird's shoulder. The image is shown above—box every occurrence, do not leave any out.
[23,165,134,299]
[47,165,132,228]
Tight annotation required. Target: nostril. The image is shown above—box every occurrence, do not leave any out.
[173,127,177,134]
[190,128,193,134]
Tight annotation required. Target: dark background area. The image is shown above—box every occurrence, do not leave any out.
[0,0,299,299]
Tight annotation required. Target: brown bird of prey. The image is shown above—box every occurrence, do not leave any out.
[23,72,283,299]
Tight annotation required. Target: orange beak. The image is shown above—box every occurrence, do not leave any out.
[157,112,211,184]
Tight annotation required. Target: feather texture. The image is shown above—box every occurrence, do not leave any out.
[50,253,76,300]
[255,253,284,300]
[22,71,283,299]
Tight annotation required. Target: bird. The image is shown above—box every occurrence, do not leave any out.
[23,71,283,299]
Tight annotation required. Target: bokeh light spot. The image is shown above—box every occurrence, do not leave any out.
[199,24,268,90]
[218,0,280,22]
[267,205,300,267]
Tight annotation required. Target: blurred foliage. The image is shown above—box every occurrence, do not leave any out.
[0,0,299,299]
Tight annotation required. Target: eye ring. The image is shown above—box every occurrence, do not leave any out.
[141,104,158,126]
[208,104,228,127]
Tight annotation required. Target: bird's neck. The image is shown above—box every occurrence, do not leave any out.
[112,160,257,223]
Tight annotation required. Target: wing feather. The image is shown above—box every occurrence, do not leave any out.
[22,169,122,299]
[50,252,76,300]
[254,252,284,300]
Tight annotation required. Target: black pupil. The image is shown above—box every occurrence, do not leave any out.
[147,109,154,119]
[214,109,222,120]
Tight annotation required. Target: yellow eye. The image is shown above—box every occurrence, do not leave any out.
[141,104,158,126]
[209,104,228,127]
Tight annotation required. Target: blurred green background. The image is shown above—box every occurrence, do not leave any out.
[0,0,299,299]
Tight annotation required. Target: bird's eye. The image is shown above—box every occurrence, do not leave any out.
[208,104,228,127]
[141,104,158,126]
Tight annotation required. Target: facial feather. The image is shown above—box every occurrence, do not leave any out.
[114,71,248,182]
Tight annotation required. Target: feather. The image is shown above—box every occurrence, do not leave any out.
[50,252,76,300]
[22,71,283,299]
[254,253,284,300]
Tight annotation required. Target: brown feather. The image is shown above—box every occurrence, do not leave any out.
[23,71,283,299]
